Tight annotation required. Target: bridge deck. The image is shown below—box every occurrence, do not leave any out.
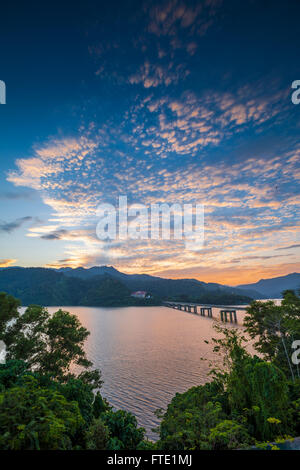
[163,301,248,311]
[163,301,249,323]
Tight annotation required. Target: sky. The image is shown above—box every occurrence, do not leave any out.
[0,0,299,285]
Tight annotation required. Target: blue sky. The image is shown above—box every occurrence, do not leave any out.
[0,0,299,284]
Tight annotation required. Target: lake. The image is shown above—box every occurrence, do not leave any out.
[43,305,250,439]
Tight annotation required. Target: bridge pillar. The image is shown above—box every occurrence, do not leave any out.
[220,310,237,323]
[200,307,212,317]
[220,310,228,322]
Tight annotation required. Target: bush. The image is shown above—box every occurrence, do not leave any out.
[85,418,110,450]
[0,376,84,450]
[208,420,253,450]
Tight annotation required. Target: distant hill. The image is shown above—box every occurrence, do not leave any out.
[0,266,256,306]
[0,267,160,307]
[237,273,300,298]
[55,265,258,303]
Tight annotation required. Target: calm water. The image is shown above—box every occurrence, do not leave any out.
[43,305,249,439]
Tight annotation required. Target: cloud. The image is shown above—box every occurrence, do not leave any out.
[135,86,286,157]
[0,190,34,200]
[0,216,32,234]
[4,34,299,283]
[230,254,288,263]
[275,244,300,251]
[89,0,223,93]
[5,129,300,278]
[129,61,189,88]
[147,0,221,38]
[7,137,98,191]
[41,229,69,240]
[0,259,17,267]
[153,261,300,286]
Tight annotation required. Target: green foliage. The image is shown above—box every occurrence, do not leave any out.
[54,378,95,425]
[209,326,291,440]
[85,418,110,450]
[1,291,300,451]
[102,409,145,450]
[0,269,161,307]
[93,391,110,418]
[0,359,28,391]
[173,291,252,305]
[0,292,20,337]
[246,361,290,440]
[210,325,251,396]
[158,385,226,450]
[157,320,300,450]
[244,290,300,380]
[208,420,253,450]
[2,304,101,385]
[136,439,156,450]
[0,376,84,450]
[0,267,252,307]
[0,293,148,451]
[0,360,99,427]
[0,293,106,449]
[81,277,132,306]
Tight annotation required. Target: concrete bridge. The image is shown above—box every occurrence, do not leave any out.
[163,301,248,324]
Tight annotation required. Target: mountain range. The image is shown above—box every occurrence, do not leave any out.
[237,272,300,299]
[56,265,261,299]
[0,266,298,307]
[0,265,254,306]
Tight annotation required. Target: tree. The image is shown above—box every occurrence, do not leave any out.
[0,359,28,391]
[211,324,291,440]
[0,292,20,337]
[85,418,110,450]
[2,304,101,386]
[102,410,145,450]
[0,294,108,449]
[157,377,229,450]
[93,391,110,418]
[248,361,290,440]
[244,290,300,380]
[208,420,253,450]
[0,375,84,450]
[157,324,297,449]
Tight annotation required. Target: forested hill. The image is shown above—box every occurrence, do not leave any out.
[55,265,261,300]
[0,268,148,307]
[0,267,255,306]
[237,273,300,298]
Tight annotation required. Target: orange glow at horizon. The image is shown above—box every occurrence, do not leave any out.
[150,262,300,286]
[38,260,300,286]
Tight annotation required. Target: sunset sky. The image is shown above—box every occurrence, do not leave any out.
[0,0,299,285]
